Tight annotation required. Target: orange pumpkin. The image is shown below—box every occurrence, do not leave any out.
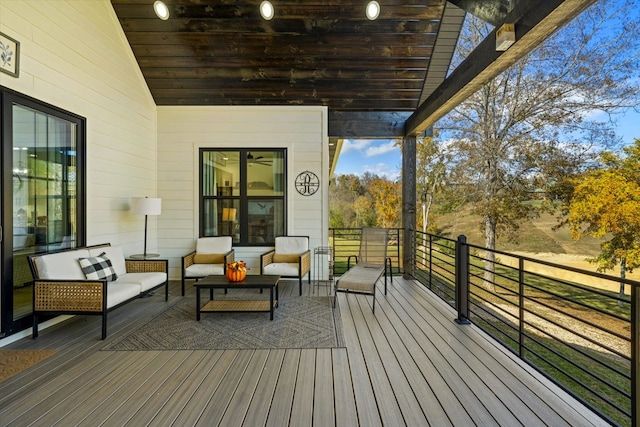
[226,267,246,282]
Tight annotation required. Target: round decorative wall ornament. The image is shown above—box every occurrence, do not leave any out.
[295,170,320,196]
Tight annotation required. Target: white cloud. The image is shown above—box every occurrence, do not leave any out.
[362,162,401,181]
[340,139,374,154]
[365,140,398,157]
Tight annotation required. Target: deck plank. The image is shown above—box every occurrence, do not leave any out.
[396,280,603,426]
[265,348,300,426]
[171,349,242,426]
[331,348,359,427]
[313,348,336,427]
[219,349,271,426]
[242,349,286,426]
[0,279,608,427]
[335,293,383,427]
[146,350,225,427]
[289,349,316,426]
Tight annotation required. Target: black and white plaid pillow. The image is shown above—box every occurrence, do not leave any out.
[78,252,118,282]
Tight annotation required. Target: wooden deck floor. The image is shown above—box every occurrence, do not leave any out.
[0,277,607,426]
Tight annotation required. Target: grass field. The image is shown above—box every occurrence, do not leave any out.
[431,205,640,283]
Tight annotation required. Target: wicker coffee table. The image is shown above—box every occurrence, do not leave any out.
[194,275,280,320]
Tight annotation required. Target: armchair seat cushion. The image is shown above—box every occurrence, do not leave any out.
[185,263,225,278]
[263,262,299,277]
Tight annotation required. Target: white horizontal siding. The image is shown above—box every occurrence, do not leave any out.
[0,0,158,256]
[157,106,329,279]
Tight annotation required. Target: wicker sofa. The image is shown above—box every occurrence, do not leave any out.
[28,244,168,339]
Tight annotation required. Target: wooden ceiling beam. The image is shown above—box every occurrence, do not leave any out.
[141,68,428,80]
[129,43,435,58]
[328,111,411,138]
[152,97,419,110]
[145,79,425,90]
[405,0,596,136]
[135,56,431,69]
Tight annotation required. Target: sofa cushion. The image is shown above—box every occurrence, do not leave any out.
[89,246,126,276]
[185,263,225,277]
[114,272,167,293]
[106,282,142,308]
[35,249,91,280]
[78,253,118,282]
[194,253,225,264]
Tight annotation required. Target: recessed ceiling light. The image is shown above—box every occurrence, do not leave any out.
[366,1,380,20]
[260,1,274,20]
[153,1,170,20]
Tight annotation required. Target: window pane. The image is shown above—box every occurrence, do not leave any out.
[248,200,283,244]
[203,198,240,243]
[203,151,240,197]
[247,151,284,196]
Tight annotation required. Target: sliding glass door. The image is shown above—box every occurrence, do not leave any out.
[1,90,85,337]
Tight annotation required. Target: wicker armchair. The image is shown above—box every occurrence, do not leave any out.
[260,236,311,295]
[182,237,235,296]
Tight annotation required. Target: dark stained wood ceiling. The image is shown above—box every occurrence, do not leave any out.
[110,0,596,153]
[110,0,464,138]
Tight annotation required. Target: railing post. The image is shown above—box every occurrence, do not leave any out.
[632,283,639,426]
[519,258,525,359]
[455,235,470,325]
[428,233,433,290]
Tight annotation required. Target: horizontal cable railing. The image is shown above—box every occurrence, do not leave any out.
[414,231,636,427]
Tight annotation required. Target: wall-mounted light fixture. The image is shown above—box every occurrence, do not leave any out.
[153,0,170,20]
[260,1,274,20]
[366,1,380,20]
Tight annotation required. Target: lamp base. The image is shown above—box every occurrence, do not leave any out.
[129,253,160,259]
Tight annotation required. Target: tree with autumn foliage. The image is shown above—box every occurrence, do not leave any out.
[567,139,640,301]
[329,173,401,228]
[368,178,402,228]
[436,0,640,287]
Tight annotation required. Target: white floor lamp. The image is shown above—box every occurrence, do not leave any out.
[131,197,162,258]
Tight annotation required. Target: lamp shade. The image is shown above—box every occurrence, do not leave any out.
[131,197,162,216]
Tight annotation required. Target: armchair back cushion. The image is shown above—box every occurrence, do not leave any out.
[194,253,225,264]
[274,236,308,255]
[196,236,232,255]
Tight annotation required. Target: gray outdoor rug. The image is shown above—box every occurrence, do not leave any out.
[102,296,344,350]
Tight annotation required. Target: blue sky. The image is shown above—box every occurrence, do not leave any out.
[333,110,639,179]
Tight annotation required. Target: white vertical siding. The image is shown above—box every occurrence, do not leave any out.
[157,106,329,279]
[0,0,157,255]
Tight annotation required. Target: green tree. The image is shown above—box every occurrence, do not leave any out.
[568,140,640,301]
[438,0,640,287]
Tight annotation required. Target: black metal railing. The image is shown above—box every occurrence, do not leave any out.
[329,227,637,425]
[414,231,638,427]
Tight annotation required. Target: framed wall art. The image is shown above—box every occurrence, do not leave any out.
[0,31,19,77]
